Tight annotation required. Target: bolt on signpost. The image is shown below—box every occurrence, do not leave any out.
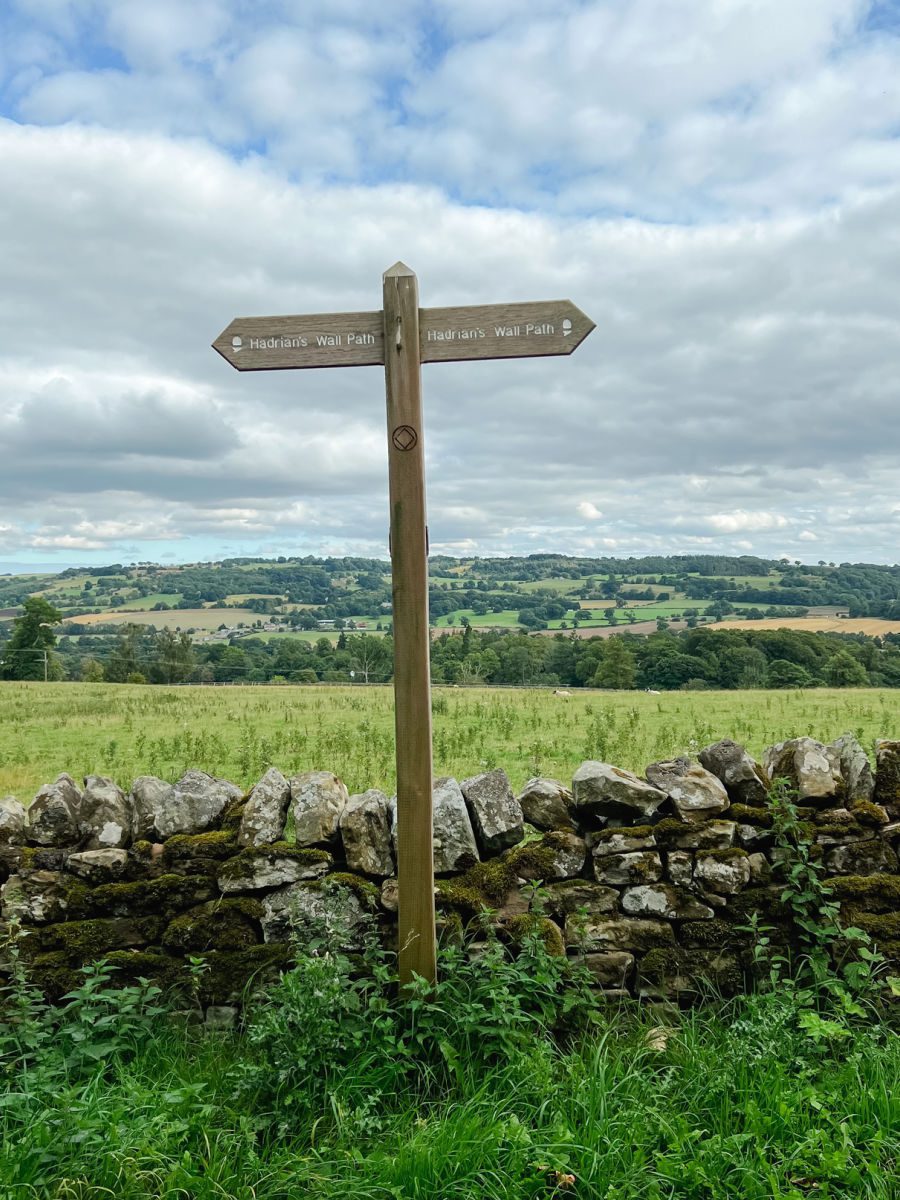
[213,264,594,986]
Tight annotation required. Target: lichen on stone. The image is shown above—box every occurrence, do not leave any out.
[217,843,330,885]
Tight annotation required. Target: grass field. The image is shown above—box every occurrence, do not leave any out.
[1,682,896,802]
[68,608,264,632]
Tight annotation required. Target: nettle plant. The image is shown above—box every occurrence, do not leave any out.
[746,777,900,1035]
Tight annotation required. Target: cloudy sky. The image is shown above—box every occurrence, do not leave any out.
[1,0,899,570]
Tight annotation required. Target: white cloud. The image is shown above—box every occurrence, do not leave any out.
[706,512,790,534]
[577,501,604,520]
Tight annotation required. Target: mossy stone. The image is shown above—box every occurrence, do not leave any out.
[320,872,380,908]
[832,873,900,913]
[162,899,263,953]
[725,886,793,927]
[161,831,238,876]
[593,824,654,843]
[679,918,745,950]
[88,873,215,918]
[25,951,82,1001]
[435,858,516,916]
[220,798,248,832]
[103,950,189,993]
[727,805,773,829]
[638,946,744,997]
[695,847,749,862]
[504,914,566,957]
[850,800,889,828]
[26,916,166,961]
[217,843,330,888]
[197,944,291,1005]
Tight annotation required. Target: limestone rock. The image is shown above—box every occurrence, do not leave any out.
[580,951,635,989]
[1,870,87,924]
[543,880,618,920]
[830,734,875,803]
[260,877,374,947]
[571,914,675,952]
[572,762,667,821]
[0,797,26,847]
[27,774,83,846]
[132,772,242,841]
[813,807,868,847]
[66,848,129,884]
[340,789,395,876]
[131,777,177,842]
[621,884,714,921]
[218,846,332,893]
[874,741,900,810]
[238,768,290,848]
[592,826,656,856]
[699,740,768,805]
[826,839,899,877]
[81,775,130,849]
[747,852,771,884]
[380,877,398,913]
[667,851,694,887]
[461,769,524,853]
[593,850,663,887]
[764,738,841,801]
[693,850,752,895]
[431,777,479,874]
[290,771,349,846]
[654,819,736,851]
[518,778,578,831]
[645,758,729,824]
[511,831,587,881]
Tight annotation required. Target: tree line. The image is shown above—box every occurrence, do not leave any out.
[4,597,899,690]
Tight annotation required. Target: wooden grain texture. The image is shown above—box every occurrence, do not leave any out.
[419,299,595,363]
[383,262,437,987]
[212,310,384,371]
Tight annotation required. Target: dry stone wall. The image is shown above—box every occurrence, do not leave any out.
[2,734,900,1025]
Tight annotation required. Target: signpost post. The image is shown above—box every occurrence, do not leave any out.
[213,264,594,986]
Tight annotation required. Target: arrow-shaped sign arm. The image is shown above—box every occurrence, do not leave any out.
[418,299,595,363]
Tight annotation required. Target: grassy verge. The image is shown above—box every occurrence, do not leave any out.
[2,938,898,1200]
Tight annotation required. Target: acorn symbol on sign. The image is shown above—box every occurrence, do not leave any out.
[562,319,572,337]
[232,336,243,353]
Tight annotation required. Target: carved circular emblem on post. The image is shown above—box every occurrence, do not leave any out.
[391,424,418,451]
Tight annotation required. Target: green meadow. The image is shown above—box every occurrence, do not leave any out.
[1,681,896,801]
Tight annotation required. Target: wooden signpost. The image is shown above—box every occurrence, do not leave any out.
[213,264,595,986]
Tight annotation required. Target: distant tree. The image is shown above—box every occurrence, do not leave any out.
[767,659,814,689]
[593,638,636,689]
[0,597,62,680]
[824,651,868,688]
[80,657,105,682]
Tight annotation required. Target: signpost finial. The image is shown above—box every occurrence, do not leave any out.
[384,261,416,279]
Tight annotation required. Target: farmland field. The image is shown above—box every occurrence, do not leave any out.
[1,681,896,803]
[713,616,900,636]
[67,607,263,631]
